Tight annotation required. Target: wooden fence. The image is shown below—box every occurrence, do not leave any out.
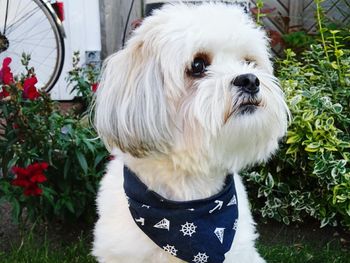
[99,0,350,57]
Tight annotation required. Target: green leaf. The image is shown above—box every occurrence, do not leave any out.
[10,198,21,223]
[76,151,88,175]
[64,158,71,179]
[84,139,95,153]
[302,111,314,121]
[331,61,339,69]
[265,173,275,189]
[305,142,320,152]
[329,30,340,35]
[282,216,290,225]
[332,103,343,113]
[286,144,298,155]
[324,145,337,151]
[335,49,344,57]
[286,134,301,144]
[94,152,106,169]
[86,182,96,194]
[325,117,334,126]
[65,200,75,214]
[7,156,19,171]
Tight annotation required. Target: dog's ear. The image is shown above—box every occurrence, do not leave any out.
[94,40,172,157]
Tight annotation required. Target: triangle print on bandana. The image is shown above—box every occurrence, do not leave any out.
[214,228,225,244]
[227,195,237,206]
[123,166,239,263]
[154,218,170,230]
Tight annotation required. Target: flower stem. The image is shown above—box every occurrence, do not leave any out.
[315,0,330,63]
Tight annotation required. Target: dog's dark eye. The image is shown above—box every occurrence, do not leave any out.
[191,58,207,77]
[244,57,256,66]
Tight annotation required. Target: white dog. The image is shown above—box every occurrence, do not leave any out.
[93,3,288,263]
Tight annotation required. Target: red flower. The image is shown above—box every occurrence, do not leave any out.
[11,162,48,196]
[24,184,43,196]
[23,76,40,100]
[0,86,9,98]
[91,83,99,93]
[52,2,65,22]
[0,57,14,85]
[107,155,115,161]
[0,57,14,98]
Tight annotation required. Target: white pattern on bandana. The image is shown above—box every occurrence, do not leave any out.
[193,252,209,263]
[163,244,178,256]
[180,222,197,237]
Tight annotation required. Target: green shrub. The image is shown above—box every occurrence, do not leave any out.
[67,51,100,109]
[244,11,350,227]
[0,54,108,223]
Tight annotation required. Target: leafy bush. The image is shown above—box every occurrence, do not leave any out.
[67,51,99,109]
[244,5,350,228]
[0,54,108,223]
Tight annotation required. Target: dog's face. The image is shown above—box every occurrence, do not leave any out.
[95,3,289,172]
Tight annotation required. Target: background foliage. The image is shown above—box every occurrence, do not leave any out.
[245,1,350,228]
[0,55,108,223]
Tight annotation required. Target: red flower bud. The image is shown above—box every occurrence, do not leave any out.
[23,76,40,100]
[0,86,9,99]
[92,83,99,93]
[0,57,14,99]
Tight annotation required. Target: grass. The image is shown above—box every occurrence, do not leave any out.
[258,243,350,263]
[0,230,96,263]
[1,234,349,263]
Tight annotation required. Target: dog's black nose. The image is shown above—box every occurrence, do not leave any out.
[233,74,260,95]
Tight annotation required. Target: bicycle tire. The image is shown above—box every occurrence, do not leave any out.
[34,0,65,92]
[0,0,65,92]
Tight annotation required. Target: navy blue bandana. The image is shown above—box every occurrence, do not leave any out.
[123,167,239,263]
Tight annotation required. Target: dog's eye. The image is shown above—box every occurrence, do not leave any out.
[244,57,256,66]
[191,58,207,77]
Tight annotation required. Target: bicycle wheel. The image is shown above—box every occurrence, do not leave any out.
[0,0,65,92]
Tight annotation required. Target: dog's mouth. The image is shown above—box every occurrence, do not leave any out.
[224,98,263,123]
[237,99,262,115]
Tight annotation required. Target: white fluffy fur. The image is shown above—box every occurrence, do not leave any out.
[93,3,289,263]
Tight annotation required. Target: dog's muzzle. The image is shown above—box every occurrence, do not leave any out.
[231,74,262,115]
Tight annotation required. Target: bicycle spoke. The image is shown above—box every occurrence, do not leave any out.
[9,41,57,58]
[28,27,47,53]
[3,0,9,34]
[5,1,34,33]
[10,39,57,50]
[32,47,56,69]
[12,40,56,48]
[12,0,22,27]
[5,51,56,70]
[9,25,53,39]
[6,6,41,35]
[11,37,56,42]
[27,57,55,69]
[6,0,22,34]
[7,15,50,39]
